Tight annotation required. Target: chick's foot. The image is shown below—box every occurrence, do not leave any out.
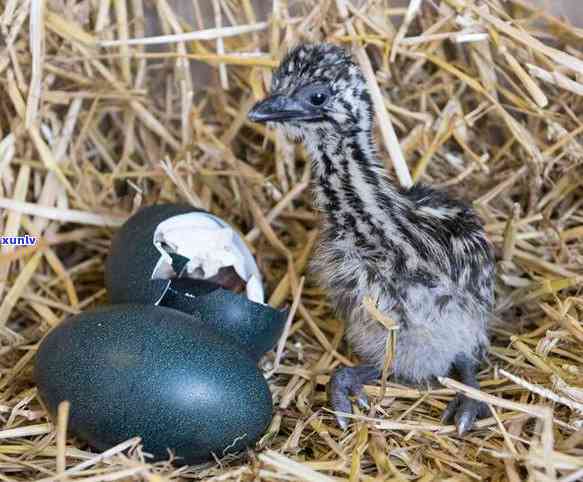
[442,394,490,435]
[329,365,380,430]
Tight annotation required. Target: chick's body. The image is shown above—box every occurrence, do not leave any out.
[249,43,495,434]
[312,180,494,384]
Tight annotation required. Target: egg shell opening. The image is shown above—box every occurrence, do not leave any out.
[106,204,264,306]
[34,304,273,464]
[151,211,264,304]
[160,278,288,361]
[105,203,266,307]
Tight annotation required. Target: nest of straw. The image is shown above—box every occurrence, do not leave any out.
[1,0,583,480]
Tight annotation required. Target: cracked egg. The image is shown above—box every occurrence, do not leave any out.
[105,204,287,360]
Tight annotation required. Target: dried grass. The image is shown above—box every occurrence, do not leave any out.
[1,0,583,480]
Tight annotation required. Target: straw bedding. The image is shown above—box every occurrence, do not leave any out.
[1,0,582,480]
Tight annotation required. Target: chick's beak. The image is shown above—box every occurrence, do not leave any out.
[248,94,320,123]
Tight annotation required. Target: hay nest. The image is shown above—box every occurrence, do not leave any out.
[1,0,583,480]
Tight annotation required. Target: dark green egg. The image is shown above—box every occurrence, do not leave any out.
[105,203,287,359]
[34,304,273,464]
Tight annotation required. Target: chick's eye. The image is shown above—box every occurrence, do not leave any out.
[309,92,327,106]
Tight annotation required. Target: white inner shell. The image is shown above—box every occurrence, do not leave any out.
[151,212,264,304]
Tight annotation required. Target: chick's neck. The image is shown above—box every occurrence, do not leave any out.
[303,124,408,243]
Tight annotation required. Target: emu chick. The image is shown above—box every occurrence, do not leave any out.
[248,44,495,435]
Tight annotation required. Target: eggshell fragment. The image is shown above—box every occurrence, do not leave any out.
[160,278,287,361]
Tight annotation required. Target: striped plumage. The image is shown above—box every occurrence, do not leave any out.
[249,44,495,435]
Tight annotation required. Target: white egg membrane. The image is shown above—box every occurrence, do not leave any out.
[151,212,264,304]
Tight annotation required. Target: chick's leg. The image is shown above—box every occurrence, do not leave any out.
[329,364,381,430]
[441,353,489,435]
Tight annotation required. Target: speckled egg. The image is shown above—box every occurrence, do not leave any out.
[34,304,273,464]
[105,203,287,359]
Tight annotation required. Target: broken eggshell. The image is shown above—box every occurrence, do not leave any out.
[159,278,287,361]
[105,203,262,305]
[105,204,287,359]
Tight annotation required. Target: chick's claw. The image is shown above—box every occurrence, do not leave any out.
[442,394,489,436]
[329,365,380,429]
